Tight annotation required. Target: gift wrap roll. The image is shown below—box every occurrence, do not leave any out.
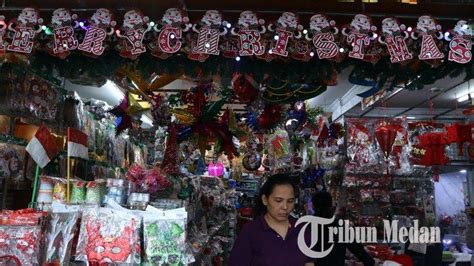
[37,180,53,204]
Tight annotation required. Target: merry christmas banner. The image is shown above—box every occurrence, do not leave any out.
[0,7,472,65]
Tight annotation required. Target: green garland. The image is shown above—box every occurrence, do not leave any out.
[1,51,472,96]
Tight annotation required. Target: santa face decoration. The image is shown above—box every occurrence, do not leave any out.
[162,8,187,25]
[453,20,472,38]
[381,17,402,35]
[201,10,222,26]
[277,12,298,29]
[238,11,259,28]
[310,14,332,32]
[350,14,372,32]
[91,8,114,27]
[52,8,73,26]
[18,7,42,25]
[123,10,148,29]
[416,15,438,33]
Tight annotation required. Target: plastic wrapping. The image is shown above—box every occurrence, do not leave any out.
[44,212,80,265]
[75,207,141,264]
[143,208,188,265]
[9,76,61,121]
[0,209,45,266]
[0,143,25,184]
[0,225,43,266]
[346,118,381,173]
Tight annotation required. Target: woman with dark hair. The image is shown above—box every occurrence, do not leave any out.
[312,191,375,266]
[229,174,314,266]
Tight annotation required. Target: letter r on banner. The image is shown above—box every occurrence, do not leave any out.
[78,27,107,56]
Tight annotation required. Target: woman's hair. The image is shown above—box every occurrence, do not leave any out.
[253,174,299,217]
[312,191,334,218]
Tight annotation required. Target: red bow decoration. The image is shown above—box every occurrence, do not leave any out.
[412,132,449,182]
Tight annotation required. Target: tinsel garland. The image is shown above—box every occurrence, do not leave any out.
[2,51,470,94]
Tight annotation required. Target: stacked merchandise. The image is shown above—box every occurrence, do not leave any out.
[187,175,237,265]
[0,209,46,265]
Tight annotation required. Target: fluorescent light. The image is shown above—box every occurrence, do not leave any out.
[460,169,467,173]
[457,93,471,102]
[104,80,125,105]
[407,116,416,119]
[141,114,154,128]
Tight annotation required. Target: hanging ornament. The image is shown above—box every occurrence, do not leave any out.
[305,14,343,62]
[257,12,302,61]
[378,17,413,64]
[149,8,191,59]
[78,8,116,57]
[46,8,78,59]
[374,123,398,174]
[411,15,444,66]
[246,104,283,133]
[242,136,262,171]
[208,160,224,176]
[161,124,179,175]
[188,10,229,62]
[116,9,152,60]
[231,11,266,57]
[342,14,381,63]
[231,73,259,104]
[7,7,43,54]
[109,92,151,134]
[446,20,472,64]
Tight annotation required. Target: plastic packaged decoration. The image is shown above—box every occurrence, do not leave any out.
[143,208,188,265]
[0,225,43,266]
[75,207,141,264]
[346,118,382,173]
[44,212,80,265]
[70,181,86,203]
[0,209,45,266]
[0,143,25,185]
[9,76,61,121]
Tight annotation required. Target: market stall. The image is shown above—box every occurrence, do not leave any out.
[0,2,473,265]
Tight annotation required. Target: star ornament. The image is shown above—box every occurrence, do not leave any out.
[109,92,151,134]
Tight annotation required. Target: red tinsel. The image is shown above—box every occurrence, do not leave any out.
[445,123,473,156]
[161,124,179,175]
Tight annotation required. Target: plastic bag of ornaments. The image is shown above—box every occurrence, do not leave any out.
[264,129,291,171]
[75,207,141,264]
[143,207,190,265]
[0,209,46,265]
[345,118,383,174]
[44,212,81,265]
[0,225,43,266]
[0,142,26,186]
[8,75,62,121]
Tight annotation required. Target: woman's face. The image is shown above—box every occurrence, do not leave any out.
[262,184,295,222]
